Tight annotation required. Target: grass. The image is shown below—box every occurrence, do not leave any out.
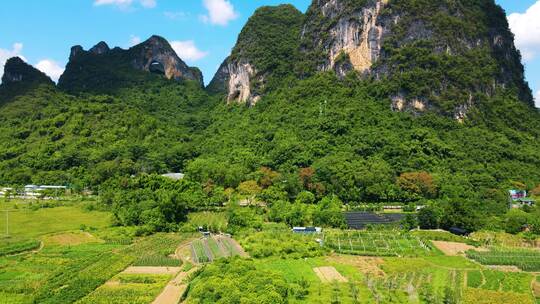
[463,288,535,304]
[187,212,227,232]
[412,230,480,246]
[468,271,484,288]
[0,204,111,239]
[471,231,537,248]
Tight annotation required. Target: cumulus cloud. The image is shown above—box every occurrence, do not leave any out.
[200,0,238,26]
[170,40,208,62]
[35,60,65,82]
[129,35,142,47]
[93,0,156,10]
[508,1,540,61]
[535,90,540,108]
[0,43,25,80]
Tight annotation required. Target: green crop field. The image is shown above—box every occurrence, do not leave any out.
[323,230,433,257]
[467,248,540,271]
[191,239,210,263]
[76,273,173,304]
[0,202,188,304]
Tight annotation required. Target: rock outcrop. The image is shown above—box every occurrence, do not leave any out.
[1,57,53,86]
[299,0,533,118]
[59,35,203,93]
[129,36,203,84]
[89,41,110,55]
[207,5,304,106]
[0,57,55,103]
[302,0,388,77]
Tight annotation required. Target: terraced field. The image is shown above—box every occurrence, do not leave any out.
[190,234,245,264]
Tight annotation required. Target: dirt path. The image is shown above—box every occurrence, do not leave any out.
[152,266,199,304]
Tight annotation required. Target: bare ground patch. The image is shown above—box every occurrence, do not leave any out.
[313,266,348,283]
[44,232,100,246]
[326,255,385,277]
[432,241,486,256]
[532,280,540,298]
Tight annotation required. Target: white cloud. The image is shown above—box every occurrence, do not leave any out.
[508,1,540,61]
[35,59,65,82]
[535,90,540,108]
[129,35,141,46]
[164,11,188,20]
[200,0,238,26]
[170,40,208,62]
[94,0,132,8]
[93,0,156,10]
[139,0,156,8]
[0,43,25,80]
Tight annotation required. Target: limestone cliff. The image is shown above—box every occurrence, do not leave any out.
[300,0,533,118]
[301,0,388,76]
[1,57,53,86]
[207,5,304,106]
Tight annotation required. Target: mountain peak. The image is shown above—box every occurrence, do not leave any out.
[1,57,53,86]
[59,35,203,93]
[299,0,533,116]
[89,41,110,55]
[207,4,305,106]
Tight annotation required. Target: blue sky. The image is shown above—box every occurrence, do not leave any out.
[0,0,538,107]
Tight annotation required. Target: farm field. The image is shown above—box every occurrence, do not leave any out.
[76,273,174,304]
[190,234,245,263]
[0,202,111,239]
[323,230,433,257]
[0,202,189,304]
[467,247,540,271]
[1,203,539,304]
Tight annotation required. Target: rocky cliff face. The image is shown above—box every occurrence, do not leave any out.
[59,35,203,93]
[129,36,203,84]
[300,0,533,118]
[208,56,261,106]
[207,5,304,106]
[1,57,54,86]
[302,0,388,76]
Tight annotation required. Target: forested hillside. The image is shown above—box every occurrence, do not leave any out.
[0,0,539,233]
[0,78,214,188]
